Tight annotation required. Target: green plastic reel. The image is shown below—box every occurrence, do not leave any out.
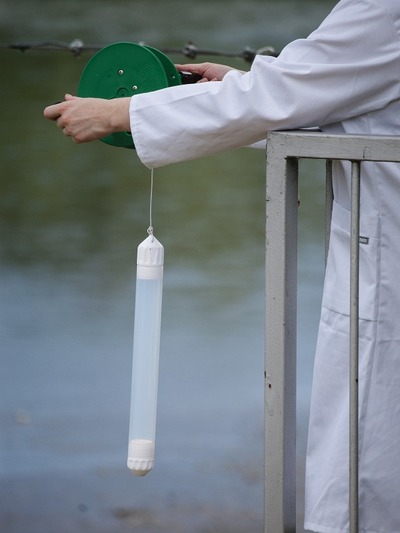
[77,42,181,148]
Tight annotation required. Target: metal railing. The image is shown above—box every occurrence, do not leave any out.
[264,130,400,533]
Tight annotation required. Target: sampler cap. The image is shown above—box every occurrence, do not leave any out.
[137,235,164,277]
[127,439,155,476]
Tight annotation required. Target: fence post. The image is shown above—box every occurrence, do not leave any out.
[264,135,299,533]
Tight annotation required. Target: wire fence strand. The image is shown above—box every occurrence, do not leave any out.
[0,39,278,62]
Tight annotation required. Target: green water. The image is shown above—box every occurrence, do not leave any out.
[1,1,335,531]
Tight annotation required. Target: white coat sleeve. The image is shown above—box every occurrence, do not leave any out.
[130,0,400,168]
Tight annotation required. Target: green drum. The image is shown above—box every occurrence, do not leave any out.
[78,42,182,148]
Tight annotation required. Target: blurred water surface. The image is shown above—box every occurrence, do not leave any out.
[1,1,335,531]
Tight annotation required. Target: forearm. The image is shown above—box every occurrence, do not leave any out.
[129,66,273,168]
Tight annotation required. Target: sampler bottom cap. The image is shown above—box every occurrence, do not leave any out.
[127,439,155,476]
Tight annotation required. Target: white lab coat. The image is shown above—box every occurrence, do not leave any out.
[130,1,400,531]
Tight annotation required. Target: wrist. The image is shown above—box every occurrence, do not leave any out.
[108,97,131,133]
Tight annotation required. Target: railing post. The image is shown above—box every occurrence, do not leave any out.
[325,160,333,264]
[349,161,361,533]
[265,135,299,533]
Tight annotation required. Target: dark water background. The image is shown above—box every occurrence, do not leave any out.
[0,1,336,531]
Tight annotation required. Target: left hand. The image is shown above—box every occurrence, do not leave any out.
[43,94,131,143]
[176,62,237,82]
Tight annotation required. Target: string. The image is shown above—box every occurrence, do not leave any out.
[147,168,154,238]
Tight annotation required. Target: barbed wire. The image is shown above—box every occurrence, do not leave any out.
[0,39,278,62]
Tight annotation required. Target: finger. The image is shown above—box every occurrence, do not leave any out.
[56,115,65,129]
[43,102,63,121]
[175,63,206,75]
[175,63,195,71]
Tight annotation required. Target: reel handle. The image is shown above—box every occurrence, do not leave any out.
[179,71,203,84]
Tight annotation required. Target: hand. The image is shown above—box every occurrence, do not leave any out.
[175,62,238,82]
[43,94,131,143]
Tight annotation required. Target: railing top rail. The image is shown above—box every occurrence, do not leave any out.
[267,130,400,163]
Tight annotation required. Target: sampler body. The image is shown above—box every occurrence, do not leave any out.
[127,235,164,476]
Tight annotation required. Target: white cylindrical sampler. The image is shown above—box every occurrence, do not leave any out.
[127,234,164,476]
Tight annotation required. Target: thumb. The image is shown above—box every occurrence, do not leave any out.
[65,93,78,101]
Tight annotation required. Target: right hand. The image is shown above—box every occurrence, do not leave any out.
[43,94,131,144]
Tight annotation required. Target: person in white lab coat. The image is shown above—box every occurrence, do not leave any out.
[44,0,400,531]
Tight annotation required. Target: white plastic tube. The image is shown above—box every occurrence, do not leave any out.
[127,234,164,476]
